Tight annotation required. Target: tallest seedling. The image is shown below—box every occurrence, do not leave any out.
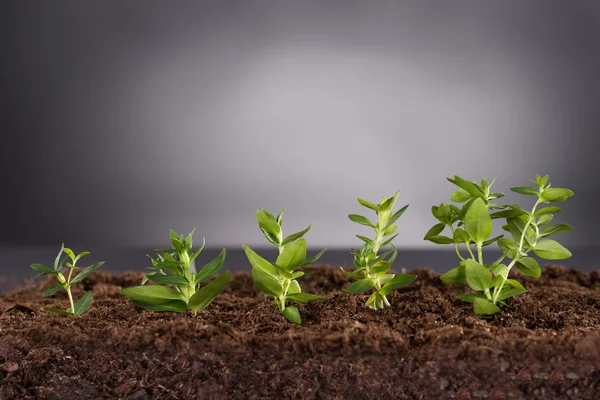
[425,175,573,315]
[343,190,416,309]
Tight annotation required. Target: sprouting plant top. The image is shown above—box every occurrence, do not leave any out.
[121,229,231,312]
[343,190,416,309]
[30,244,105,316]
[243,208,326,324]
[425,174,573,315]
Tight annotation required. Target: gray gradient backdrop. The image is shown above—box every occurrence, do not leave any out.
[2,1,599,252]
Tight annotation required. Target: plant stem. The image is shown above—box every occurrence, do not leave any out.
[477,244,483,265]
[66,264,76,313]
[492,197,542,304]
[66,287,75,314]
[448,226,465,261]
[466,244,476,260]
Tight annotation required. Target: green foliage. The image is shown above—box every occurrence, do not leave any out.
[244,209,326,324]
[120,229,231,313]
[30,244,104,317]
[344,190,416,310]
[428,175,573,315]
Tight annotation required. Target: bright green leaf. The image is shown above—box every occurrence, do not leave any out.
[464,198,492,244]
[464,259,492,291]
[533,239,572,260]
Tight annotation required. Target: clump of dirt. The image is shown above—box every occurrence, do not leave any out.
[1,265,599,399]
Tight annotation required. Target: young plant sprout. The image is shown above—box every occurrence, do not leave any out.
[121,229,231,313]
[243,208,326,324]
[343,190,416,309]
[425,175,573,315]
[30,244,105,316]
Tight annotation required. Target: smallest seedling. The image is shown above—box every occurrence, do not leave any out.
[30,243,105,317]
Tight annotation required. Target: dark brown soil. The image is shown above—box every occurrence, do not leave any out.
[1,265,599,399]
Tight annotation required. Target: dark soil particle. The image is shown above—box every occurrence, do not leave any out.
[1,265,599,399]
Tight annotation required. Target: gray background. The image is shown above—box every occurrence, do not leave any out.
[2,1,599,255]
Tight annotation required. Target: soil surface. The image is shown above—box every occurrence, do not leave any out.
[1,265,599,399]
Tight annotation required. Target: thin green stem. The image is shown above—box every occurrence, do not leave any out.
[465,243,476,260]
[448,226,465,261]
[66,262,76,313]
[66,287,75,314]
[477,244,483,265]
[492,197,542,304]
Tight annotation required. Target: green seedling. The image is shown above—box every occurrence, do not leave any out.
[30,244,104,316]
[425,174,573,315]
[343,190,416,309]
[243,208,326,324]
[121,229,231,313]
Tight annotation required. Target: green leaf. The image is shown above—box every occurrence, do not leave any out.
[282,224,312,246]
[491,207,526,219]
[188,271,232,311]
[452,228,469,244]
[537,214,553,226]
[440,263,466,284]
[381,234,399,247]
[510,187,538,196]
[256,210,282,242]
[343,278,376,294]
[482,235,503,247]
[286,293,324,303]
[516,257,542,277]
[195,249,227,283]
[74,292,93,316]
[505,279,526,291]
[385,205,409,229]
[450,188,471,203]
[473,298,501,315]
[243,245,278,277]
[357,198,380,212]
[44,307,75,317]
[62,247,76,261]
[356,235,374,246]
[251,268,283,297]
[348,214,375,228]
[491,263,508,279]
[380,190,401,211]
[534,206,562,217]
[130,300,188,312]
[383,224,398,236]
[54,243,65,270]
[424,223,445,240]
[448,176,486,201]
[281,306,302,324]
[31,263,55,276]
[426,235,454,245]
[464,198,492,244]
[540,188,574,203]
[302,249,327,266]
[71,261,105,284]
[379,274,416,296]
[148,274,189,286]
[42,284,64,297]
[464,259,492,291]
[496,287,527,301]
[276,239,307,271]
[121,285,186,305]
[533,240,572,260]
[540,224,573,238]
[498,238,518,259]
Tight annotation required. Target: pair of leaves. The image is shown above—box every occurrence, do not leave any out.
[244,238,324,324]
[45,292,93,317]
[121,271,232,312]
